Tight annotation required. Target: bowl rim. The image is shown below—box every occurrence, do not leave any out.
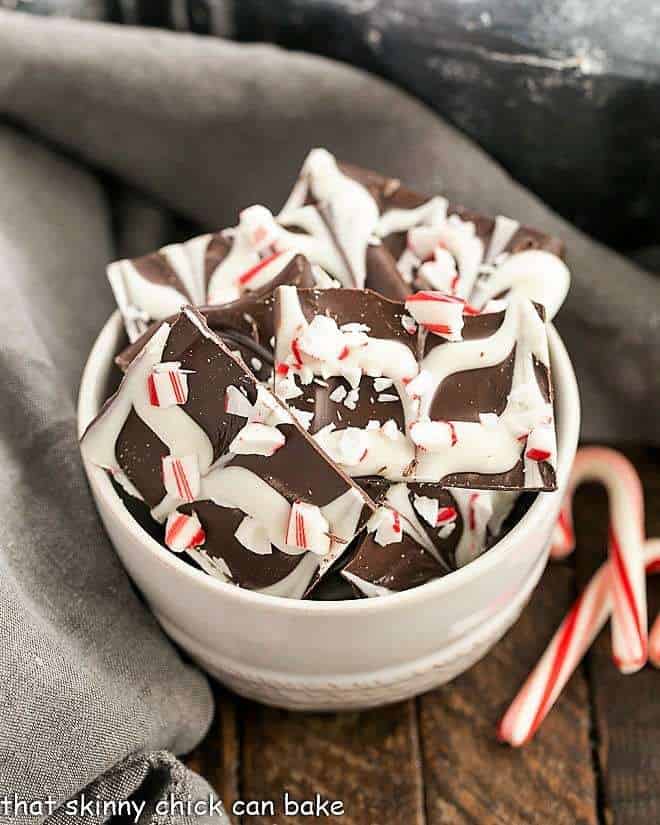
[78,310,580,616]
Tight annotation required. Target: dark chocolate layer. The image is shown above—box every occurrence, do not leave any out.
[116,254,315,372]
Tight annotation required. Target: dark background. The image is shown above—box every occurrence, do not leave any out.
[6,0,660,259]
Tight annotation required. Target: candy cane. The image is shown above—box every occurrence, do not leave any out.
[499,539,660,747]
[548,447,647,674]
[648,548,660,669]
[650,615,660,669]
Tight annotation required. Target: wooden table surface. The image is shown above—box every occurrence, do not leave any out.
[186,447,660,825]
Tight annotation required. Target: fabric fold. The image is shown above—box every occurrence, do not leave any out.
[0,11,657,443]
[0,126,219,823]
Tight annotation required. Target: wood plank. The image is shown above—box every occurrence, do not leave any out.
[418,562,598,825]
[240,699,426,824]
[575,447,660,825]
[185,681,241,822]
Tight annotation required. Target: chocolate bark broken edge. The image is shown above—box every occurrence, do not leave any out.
[180,305,378,517]
[115,253,315,371]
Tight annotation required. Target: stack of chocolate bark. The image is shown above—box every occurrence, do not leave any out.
[81,149,570,599]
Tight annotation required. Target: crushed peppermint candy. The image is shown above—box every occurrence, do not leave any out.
[405,291,465,341]
[410,420,457,451]
[525,423,555,463]
[225,384,254,418]
[164,510,205,552]
[292,408,314,431]
[250,357,263,372]
[377,393,399,403]
[162,455,200,503]
[344,388,360,411]
[417,247,459,294]
[413,494,439,527]
[382,419,400,440]
[340,322,371,334]
[368,507,403,547]
[229,422,285,456]
[373,377,393,392]
[329,385,348,404]
[338,428,369,465]
[148,362,190,408]
[286,501,331,556]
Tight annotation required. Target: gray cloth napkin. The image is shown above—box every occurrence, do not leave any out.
[0,10,658,824]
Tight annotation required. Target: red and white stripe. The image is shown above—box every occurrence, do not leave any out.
[548,447,647,673]
[148,362,189,407]
[405,291,465,341]
[437,506,458,526]
[161,455,200,503]
[285,501,331,556]
[164,510,206,552]
[499,539,660,746]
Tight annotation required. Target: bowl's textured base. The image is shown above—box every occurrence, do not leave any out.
[154,546,546,711]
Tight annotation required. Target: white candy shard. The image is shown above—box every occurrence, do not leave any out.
[162,455,201,502]
[234,515,273,555]
[382,419,400,440]
[329,385,348,404]
[292,408,314,431]
[340,322,371,334]
[229,422,285,456]
[417,247,459,294]
[338,428,368,465]
[526,423,556,463]
[148,362,189,407]
[224,385,254,418]
[286,501,331,556]
[405,291,465,341]
[344,388,360,410]
[367,507,403,547]
[413,494,439,527]
[410,420,457,451]
[164,510,205,552]
[373,377,393,392]
[275,374,304,401]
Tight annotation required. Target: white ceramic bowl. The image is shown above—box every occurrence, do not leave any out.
[78,312,580,710]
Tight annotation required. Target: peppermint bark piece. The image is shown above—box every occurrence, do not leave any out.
[81,307,376,598]
[342,483,518,596]
[108,204,325,341]
[114,252,316,373]
[280,149,570,319]
[274,285,419,479]
[274,287,557,491]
